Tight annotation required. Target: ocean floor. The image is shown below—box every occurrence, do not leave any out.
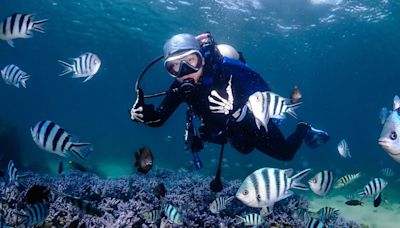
[0,168,362,227]
[308,194,400,228]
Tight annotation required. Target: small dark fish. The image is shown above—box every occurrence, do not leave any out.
[53,190,103,216]
[290,85,302,104]
[153,183,166,198]
[345,200,363,206]
[134,147,153,174]
[58,160,63,175]
[26,185,50,204]
[68,161,87,172]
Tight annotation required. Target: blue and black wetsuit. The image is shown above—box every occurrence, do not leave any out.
[142,57,309,161]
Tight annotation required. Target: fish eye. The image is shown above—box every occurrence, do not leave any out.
[390,131,397,140]
[243,190,248,195]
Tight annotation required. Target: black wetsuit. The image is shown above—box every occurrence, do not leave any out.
[142,57,309,161]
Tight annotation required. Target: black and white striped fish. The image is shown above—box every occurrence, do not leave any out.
[163,204,183,225]
[235,213,265,226]
[308,171,335,196]
[209,196,234,214]
[0,13,47,47]
[31,120,93,160]
[1,64,30,88]
[334,172,361,189]
[358,178,388,207]
[306,217,326,228]
[53,190,103,216]
[381,168,394,177]
[236,167,311,208]
[7,160,21,186]
[140,209,161,223]
[316,207,339,222]
[246,91,301,132]
[58,52,101,83]
[15,203,49,227]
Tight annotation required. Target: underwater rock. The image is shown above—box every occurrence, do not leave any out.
[152,183,166,198]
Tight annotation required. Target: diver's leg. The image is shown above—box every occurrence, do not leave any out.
[254,122,309,161]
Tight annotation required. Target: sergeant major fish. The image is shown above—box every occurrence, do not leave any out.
[337,139,351,158]
[381,168,394,177]
[15,203,49,227]
[379,95,400,163]
[58,52,101,83]
[236,167,311,209]
[0,13,48,47]
[31,120,93,160]
[358,178,388,207]
[1,64,30,88]
[163,204,183,225]
[334,172,361,189]
[246,91,301,132]
[209,196,234,214]
[235,213,265,226]
[308,171,335,196]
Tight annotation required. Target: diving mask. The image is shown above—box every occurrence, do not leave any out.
[164,50,204,78]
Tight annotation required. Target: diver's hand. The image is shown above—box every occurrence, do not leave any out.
[208,75,234,115]
[130,88,146,123]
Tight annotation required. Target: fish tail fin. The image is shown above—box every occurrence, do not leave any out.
[82,75,94,83]
[58,60,74,76]
[32,19,48,33]
[374,193,382,207]
[70,143,93,160]
[14,212,28,226]
[290,168,312,190]
[20,75,30,88]
[6,39,14,48]
[286,102,302,119]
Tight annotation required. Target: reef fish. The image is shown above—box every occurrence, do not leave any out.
[140,209,161,224]
[308,170,335,196]
[0,13,47,47]
[1,64,30,88]
[306,217,326,228]
[68,161,87,172]
[15,203,49,227]
[235,213,265,226]
[381,167,394,177]
[316,207,339,222]
[7,160,21,186]
[236,167,311,208]
[31,120,93,160]
[163,204,183,225]
[134,147,153,174]
[290,85,302,104]
[58,52,101,83]
[345,200,363,206]
[246,91,301,132]
[152,183,166,198]
[337,139,351,158]
[379,95,400,163]
[358,178,388,207]
[209,196,234,214]
[334,172,361,189]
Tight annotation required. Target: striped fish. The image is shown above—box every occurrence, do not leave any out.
[235,213,265,226]
[316,207,339,222]
[163,204,183,225]
[1,64,30,88]
[209,196,234,214]
[236,167,311,208]
[334,172,361,189]
[140,209,161,223]
[7,160,20,186]
[337,139,351,158]
[308,171,335,196]
[30,120,93,160]
[246,91,301,132]
[58,52,101,83]
[306,217,326,228]
[0,13,47,47]
[358,178,388,207]
[381,168,394,177]
[15,203,49,227]
[54,190,103,216]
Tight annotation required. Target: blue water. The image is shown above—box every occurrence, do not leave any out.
[1,0,400,182]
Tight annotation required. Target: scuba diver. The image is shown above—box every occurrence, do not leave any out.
[130,33,329,190]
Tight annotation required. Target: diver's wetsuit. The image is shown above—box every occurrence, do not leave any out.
[142,57,309,161]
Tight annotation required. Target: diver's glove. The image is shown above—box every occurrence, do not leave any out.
[208,75,234,115]
[130,88,160,124]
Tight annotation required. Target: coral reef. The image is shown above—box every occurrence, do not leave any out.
[0,168,360,227]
